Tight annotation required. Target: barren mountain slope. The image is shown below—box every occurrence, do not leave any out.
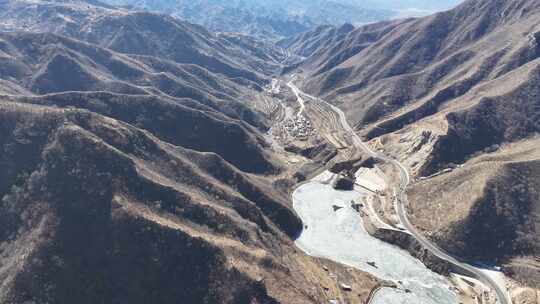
[289,0,540,139]
[0,31,283,173]
[0,1,385,303]
[283,0,540,278]
[0,0,283,80]
[278,20,402,68]
[286,0,540,181]
[405,137,540,297]
[408,137,539,261]
[0,102,380,303]
[1,0,538,302]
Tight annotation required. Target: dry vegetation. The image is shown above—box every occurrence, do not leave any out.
[407,137,540,263]
[0,100,383,303]
[0,1,387,301]
[1,0,539,301]
[287,0,540,168]
[283,2,540,294]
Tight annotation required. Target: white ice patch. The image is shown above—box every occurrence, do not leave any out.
[293,182,457,304]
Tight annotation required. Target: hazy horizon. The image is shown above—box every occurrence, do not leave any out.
[346,0,464,11]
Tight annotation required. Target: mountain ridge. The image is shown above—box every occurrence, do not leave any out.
[102,0,396,40]
[0,0,538,302]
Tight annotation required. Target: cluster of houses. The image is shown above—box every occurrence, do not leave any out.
[283,114,316,139]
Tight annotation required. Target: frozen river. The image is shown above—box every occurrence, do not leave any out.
[293,179,458,304]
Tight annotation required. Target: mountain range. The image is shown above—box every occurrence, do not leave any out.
[0,0,538,303]
[0,1,365,303]
[101,0,462,40]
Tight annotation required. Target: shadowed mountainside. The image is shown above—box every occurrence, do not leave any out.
[0,1,387,303]
[0,0,284,80]
[0,103,293,303]
[0,30,279,174]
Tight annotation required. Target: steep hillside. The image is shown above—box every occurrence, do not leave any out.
[291,0,540,138]
[0,1,388,303]
[407,138,540,260]
[0,102,380,303]
[286,0,540,171]
[0,31,277,174]
[0,0,282,80]
[407,138,540,292]
[0,104,278,304]
[2,0,538,301]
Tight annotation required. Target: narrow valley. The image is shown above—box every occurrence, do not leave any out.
[267,76,511,303]
[0,0,538,303]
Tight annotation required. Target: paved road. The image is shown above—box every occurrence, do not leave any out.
[287,79,510,304]
[287,76,305,116]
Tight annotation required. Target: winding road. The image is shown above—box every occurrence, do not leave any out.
[286,77,511,304]
[287,75,305,116]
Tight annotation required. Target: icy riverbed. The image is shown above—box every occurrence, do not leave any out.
[293,178,458,304]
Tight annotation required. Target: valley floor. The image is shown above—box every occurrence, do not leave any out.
[262,76,513,304]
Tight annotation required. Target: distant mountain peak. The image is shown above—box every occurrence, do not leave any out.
[100,0,394,39]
